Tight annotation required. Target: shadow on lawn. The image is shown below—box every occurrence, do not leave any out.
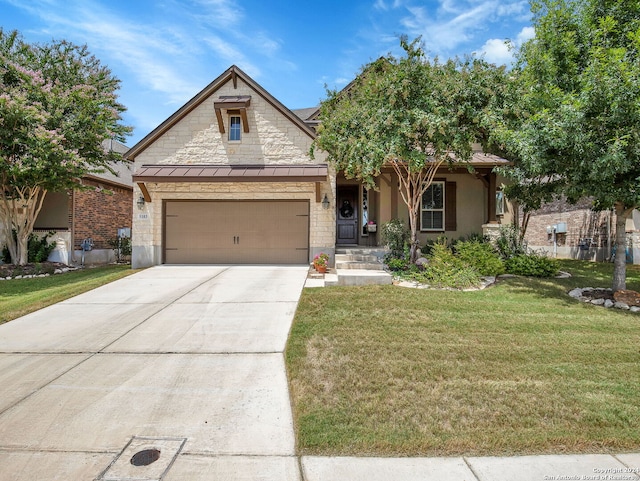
[494,259,640,308]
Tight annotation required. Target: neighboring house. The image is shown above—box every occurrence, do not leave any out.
[29,139,133,265]
[126,65,513,269]
[520,198,640,264]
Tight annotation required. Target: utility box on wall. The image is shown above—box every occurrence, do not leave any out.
[555,222,568,234]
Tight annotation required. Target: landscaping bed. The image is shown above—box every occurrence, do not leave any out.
[0,261,74,279]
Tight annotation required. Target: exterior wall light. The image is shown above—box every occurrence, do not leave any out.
[322,193,330,209]
[137,196,146,209]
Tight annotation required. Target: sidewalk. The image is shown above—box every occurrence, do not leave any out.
[301,454,640,481]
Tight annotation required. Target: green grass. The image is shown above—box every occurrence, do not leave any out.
[286,260,640,457]
[0,264,139,324]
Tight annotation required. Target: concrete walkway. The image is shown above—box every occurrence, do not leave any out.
[0,265,638,480]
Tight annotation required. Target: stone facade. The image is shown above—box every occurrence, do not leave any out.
[136,79,317,167]
[130,67,333,268]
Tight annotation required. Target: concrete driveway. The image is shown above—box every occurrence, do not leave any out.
[0,265,308,481]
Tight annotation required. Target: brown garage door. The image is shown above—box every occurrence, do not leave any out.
[164,200,309,264]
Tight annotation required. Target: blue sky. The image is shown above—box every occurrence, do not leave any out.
[2,0,534,146]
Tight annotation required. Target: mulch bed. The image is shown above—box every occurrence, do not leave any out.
[0,262,70,279]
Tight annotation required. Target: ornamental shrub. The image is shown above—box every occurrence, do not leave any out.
[504,253,559,277]
[454,239,505,277]
[495,224,527,260]
[2,230,56,264]
[380,219,410,258]
[421,239,481,289]
[385,257,409,271]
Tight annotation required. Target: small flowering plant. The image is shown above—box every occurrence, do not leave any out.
[314,252,329,268]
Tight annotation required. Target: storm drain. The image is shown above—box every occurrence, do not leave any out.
[97,436,187,481]
[131,449,161,467]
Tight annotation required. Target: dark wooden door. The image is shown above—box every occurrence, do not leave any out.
[336,187,358,244]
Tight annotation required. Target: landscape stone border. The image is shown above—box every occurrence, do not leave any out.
[0,266,78,281]
[568,287,640,313]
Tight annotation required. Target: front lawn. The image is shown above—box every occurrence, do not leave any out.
[286,260,640,457]
[0,264,138,324]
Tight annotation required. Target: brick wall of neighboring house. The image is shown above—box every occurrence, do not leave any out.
[74,179,132,250]
[522,197,620,261]
[524,197,614,249]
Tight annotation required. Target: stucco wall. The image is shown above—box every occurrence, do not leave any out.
[375,171,512,245]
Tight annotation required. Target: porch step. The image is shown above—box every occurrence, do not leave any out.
[335,247,389,258]
[335,261,385,270]
[335,253,381,263]
[334,248,391,285]
[307,248,393,287]
[335,269,392,286]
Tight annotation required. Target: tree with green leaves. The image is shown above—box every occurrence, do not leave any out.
[0,30,131,265]
[313,37,506,262]
[491,0,640,291]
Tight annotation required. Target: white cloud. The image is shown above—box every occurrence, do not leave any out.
[399,0,531,57]
[517,26,535,44]
[203,35,261,78]
[191,0,244,27]
[475,38,513,65]
[474,26,536,66]
[374,0,403,10]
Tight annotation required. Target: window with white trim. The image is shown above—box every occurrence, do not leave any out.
[229,115,241,141]
[421,181,445,231]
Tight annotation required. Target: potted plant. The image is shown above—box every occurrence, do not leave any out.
[313,252,329,273]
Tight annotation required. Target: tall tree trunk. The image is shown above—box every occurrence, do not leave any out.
[0,186,48,265]
[407,201,420,263]
[391,157,444,264]
[519,209,531,244]
[612,202,632,292]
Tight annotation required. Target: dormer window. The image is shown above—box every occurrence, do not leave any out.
[214,95,251,138]
[229,115,241,141]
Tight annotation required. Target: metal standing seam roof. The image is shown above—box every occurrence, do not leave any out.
[132,164,329,182]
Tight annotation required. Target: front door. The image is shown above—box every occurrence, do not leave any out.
[336,186,358,244]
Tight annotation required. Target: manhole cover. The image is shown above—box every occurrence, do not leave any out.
[130,449,161,467]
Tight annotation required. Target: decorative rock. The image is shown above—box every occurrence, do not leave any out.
[614,301,630,310]
[54,269,62,274]
[591,298,605,305]
[613,289,640,307]
[568,288,583,299]
[415,257,429,268]
[604,299,614,308]
[14,275,22,279]
[631,306,640,313]
[556,271,572,278]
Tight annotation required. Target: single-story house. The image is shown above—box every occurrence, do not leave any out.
[126,65,513,268]
[27,139,133,265]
